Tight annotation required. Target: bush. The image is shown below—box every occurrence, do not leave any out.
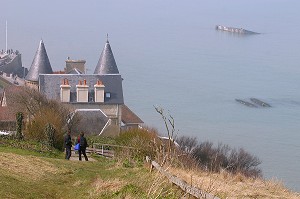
[191,141,262,177]
[87,135,117,147]
[176,135,197,154]
[5,87,73,150]
[227,148,262,177]
[0,136,61,157]
[115,128,161,163]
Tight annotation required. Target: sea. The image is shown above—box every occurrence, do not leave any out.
[3,0,300,192]
[118,1,300,192]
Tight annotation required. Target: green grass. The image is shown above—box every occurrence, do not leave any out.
[0,146,181,199]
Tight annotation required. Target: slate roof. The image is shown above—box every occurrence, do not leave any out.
[25,40,53,82]
[94,40,119,75]
[121,105,143,124]
[39,74,124,104]
[71,109,109,135]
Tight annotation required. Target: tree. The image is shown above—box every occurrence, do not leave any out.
[6,86,74,149]
[154,106,178,163]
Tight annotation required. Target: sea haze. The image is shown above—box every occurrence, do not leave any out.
[2,0,300,192]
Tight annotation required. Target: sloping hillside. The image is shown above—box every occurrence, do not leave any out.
[0,144,299,199]
[0,147,179,199]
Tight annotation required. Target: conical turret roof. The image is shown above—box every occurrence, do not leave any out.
[94,40,119,74]
[25,40,53,82]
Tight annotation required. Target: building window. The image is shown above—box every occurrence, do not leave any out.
[105,92,111,98]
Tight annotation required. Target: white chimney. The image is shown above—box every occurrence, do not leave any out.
[76,79,89,102]
[94,80,105,103]
[60,79,71,102]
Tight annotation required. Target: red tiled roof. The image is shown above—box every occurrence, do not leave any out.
[0,106,15,121]
[121,105,143,124]
[3,85,23,94]
[0,85,23,121]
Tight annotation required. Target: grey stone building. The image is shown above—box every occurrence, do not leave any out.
[25,39,143,136]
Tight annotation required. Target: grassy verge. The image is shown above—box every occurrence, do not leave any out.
[167,167,300,199]
[0,146,181,199]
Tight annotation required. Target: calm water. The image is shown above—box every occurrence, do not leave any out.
[3,0,300,192]
[119,1,300,192]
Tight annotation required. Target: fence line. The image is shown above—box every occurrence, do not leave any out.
[92,143,135,150]
[72,143,137,158]
[146,156,220,199]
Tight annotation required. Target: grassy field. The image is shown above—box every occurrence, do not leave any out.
[0,146,180,199]
[0,139,299,199]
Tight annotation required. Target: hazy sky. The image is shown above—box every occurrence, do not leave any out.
[2,0,300,72]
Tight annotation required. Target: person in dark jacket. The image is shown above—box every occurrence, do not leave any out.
[64,130,72,160]
[79,132,88,161]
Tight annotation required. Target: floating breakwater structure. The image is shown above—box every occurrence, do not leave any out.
[216,25,259,34]
[250,98,271,107]
[235,99,257,108]
[235,98,271,108]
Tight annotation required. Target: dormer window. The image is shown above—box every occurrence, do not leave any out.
[105,92,111,98]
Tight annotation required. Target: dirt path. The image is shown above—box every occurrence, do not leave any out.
[68,152,96,161]
[69,156,96,161]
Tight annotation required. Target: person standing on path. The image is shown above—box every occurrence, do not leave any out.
[64,130,72,160]
[79,132,88,161]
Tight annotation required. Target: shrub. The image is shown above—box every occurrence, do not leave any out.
[176,135,197,153]
[191,141,262,177]
[174,135,262,177]
[0,136,61,157]
[6,87,73,150]
[227,148,262,177]
[87,135,117,146]
[115,128,161,163]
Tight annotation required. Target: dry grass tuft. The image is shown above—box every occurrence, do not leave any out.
[0,152,61,180]
[147,169,184,198]
[167,166,300,199]
[73,180,84,187]
[89,178,124,197]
